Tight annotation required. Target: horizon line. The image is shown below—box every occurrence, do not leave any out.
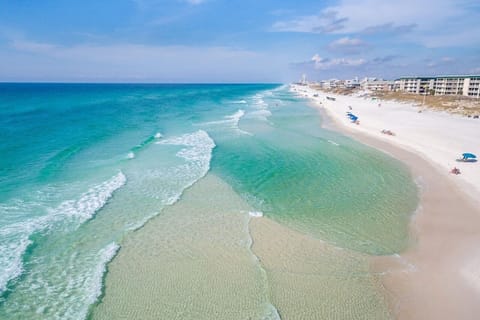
[0,81,285,85]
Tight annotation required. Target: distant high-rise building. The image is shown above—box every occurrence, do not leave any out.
[301,74,307,85]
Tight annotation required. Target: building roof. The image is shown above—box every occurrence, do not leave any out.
[397,75,480,80]
[396,77,435,81]
[434,75,480,79]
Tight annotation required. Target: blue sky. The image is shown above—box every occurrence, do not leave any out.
[0,0,479,82]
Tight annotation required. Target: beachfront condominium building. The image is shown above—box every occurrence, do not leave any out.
[345,77,360,88]
[397,77,435,94]
[361,78,396,91]
[434,76,480,98]
[397,75,480,98]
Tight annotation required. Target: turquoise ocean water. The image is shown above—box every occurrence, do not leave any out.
[0,83,417,319]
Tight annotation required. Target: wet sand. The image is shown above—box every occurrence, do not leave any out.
[93,171,393,319]
[92,174,276,320]
[249,217,391,319]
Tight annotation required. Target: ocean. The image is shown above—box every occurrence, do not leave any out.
[0,83,417,319]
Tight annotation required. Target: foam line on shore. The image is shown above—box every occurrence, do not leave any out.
[0,172,126,296]
[244,212,282,320]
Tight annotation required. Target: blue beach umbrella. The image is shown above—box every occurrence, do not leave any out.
[462,153,477,159]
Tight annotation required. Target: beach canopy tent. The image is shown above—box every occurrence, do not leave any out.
[462,153,477,159]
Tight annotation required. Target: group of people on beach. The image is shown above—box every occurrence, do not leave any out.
[381,129,395,136]
[343,101,474,178]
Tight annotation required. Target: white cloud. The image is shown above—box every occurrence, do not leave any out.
[427,56,456,67]
[133,0,206,10]
[1,38,283,82]
[271,0,480,47]
[328,37,368,54]
[271,10,346,33]
[185,0,205,4]
[11,40,58,53]
[311,54,366,69]
[329,0,464,33]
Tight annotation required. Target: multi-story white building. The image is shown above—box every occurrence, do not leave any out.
[434,76,480,97]
[397,77,435,94]
[345,77,360,88]
[361,78,395,91]
[319,79,342,89]
[398,75,480,97]
[465,77,480,98]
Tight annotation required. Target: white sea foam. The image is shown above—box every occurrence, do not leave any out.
[158,130,215,168]
[249,211,264,218]
[249,109,272,122]
[86,243,120,306]
[252,94,268,109]
[232,100,247,104]
[0,172,126,295]
[0,237,31,293]
[225,109,252,135]
[225,109,245,122]
[125,216,152,232]
[26,242,121,320]
[262,303,282,320]
[200,110,251,135]
[392,253,417,273]
[155,130,216,205]
[328,140,340,146]
[54,172,126,222]
[244,211,281,320]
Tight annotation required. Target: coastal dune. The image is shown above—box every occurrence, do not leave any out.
[297,85,480,319]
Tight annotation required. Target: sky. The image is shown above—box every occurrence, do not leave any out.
[0,0,479,82]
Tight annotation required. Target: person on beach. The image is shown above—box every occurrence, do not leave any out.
[450,167,461,175]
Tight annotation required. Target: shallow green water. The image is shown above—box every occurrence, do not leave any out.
[211,89,418,255]
[0,84,417,319]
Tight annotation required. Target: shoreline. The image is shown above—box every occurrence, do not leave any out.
[295,85,480,319]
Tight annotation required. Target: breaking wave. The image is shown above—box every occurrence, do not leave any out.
[0,172,126,295]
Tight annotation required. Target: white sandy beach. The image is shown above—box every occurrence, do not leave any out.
[297,86,480,200]
[293,84,480,319]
